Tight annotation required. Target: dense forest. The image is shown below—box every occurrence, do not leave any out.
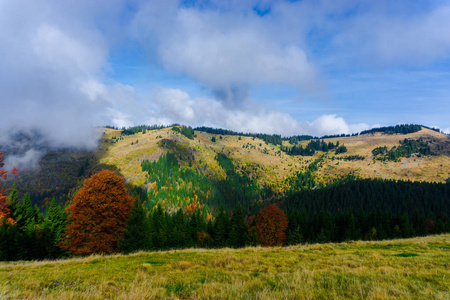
[283,178,450,243]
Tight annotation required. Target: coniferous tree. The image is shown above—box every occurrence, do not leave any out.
[168,209,188,249]
[228,205,247,248]
[0,219,21,261]
[213,206,229,247]
[344,212,357,241]
[150,204,168,249]
[16,193,39,231]
[119,196,151,253]
[287,210,303,245]
[42,197,68,258]
[400,213,414,238]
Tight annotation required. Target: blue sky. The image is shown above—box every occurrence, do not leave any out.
[1,0,449,149]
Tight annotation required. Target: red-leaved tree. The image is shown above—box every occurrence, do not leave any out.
[254,203,288,246]
[0,152,18,222]
[61,169,134,255]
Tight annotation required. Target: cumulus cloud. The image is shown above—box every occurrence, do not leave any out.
[0,1,109,149]
[333,2,450,65]
[130,0,323,105]
[135,87,369,137]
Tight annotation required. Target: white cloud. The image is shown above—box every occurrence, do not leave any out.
[141,87,369,137]
[131,0,323,105]
[0,1,124,150]
[333,3,450,65]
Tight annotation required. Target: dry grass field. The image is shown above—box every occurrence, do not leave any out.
[1,234,449,299]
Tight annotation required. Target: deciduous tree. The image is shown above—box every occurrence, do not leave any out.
[62,170,134,255]
[0,152,18,222]
[254,204,288,246]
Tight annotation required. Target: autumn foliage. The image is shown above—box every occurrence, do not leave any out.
[62,169,134,255]
[0,152,18,223]
[254,203,288,246]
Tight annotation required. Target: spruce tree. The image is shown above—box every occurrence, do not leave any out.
[119,197,151,253]
[0,219,21,261]
[42,197,68,258]
[169,209,188,249]
[213,206,229,248]
[16,193,38,230]
[150,204,168,249]
[228,205,247,248]
[287,210,303,245]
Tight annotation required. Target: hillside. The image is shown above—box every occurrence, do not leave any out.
[99,126,450,190]
[3,125,449,209]
[1,234,448,299]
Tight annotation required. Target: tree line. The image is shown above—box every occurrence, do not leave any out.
[281,139,347,156]
[121,124,173,136]
[360,124,423,135]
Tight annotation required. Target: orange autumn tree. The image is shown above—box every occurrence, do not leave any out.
[0,152,18,223]
[255,203,288,246]
[62,170,134,255]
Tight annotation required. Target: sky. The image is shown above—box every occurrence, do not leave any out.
[1,0,450,153]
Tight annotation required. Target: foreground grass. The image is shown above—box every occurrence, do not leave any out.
[1,235,449,299]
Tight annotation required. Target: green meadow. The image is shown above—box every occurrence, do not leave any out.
[1,234,449,299]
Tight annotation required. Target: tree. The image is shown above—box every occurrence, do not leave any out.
[169,209,188,249]
[119,195,152,253]
[0,219,21,261]
[15,193,39,230]
[254,204,288,246]
[42,197,68,258]
[0,152,18,222]
[61,170,134,255]
[228,205,247,248]
[286,210,303,245]
[213,206,228,248]
[150,204,168,249]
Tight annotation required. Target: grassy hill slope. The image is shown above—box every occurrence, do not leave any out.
[99,126,450,191]
[1,234,448,299]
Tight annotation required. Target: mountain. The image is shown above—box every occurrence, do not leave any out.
[100,125,449,187]
[3,124,449,208]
